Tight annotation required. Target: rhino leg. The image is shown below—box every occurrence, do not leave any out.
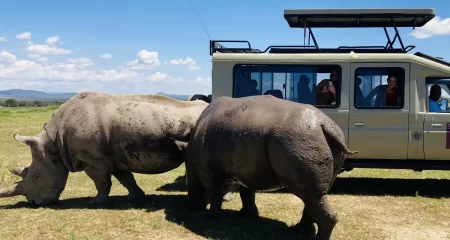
[295,205,317,239]
[238,185,259,218]
[267,135,338,239]
[303,194,337,240]
[205,176,226,220]
[84,166,112,205]
[184,162,208,211]
[112,169,145,202]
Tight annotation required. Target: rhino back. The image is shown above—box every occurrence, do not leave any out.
[187,96,285,189]
[188,95,335,189]
[45,92,207,173]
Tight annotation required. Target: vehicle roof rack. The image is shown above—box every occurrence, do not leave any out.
[210,8,436,56]
[283,8,435,28]
[414,52,450,68]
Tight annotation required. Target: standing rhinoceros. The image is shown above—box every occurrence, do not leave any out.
[175,95,357,240]
[0,91,208,206]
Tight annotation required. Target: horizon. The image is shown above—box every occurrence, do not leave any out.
[1,0,450,96]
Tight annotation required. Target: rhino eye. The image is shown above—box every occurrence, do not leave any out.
[31,171,40,180]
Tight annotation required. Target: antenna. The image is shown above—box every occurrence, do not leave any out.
[187,0,211,40]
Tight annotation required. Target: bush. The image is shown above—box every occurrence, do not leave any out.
[5,98,17,107]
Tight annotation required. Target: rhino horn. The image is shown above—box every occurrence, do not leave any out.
[0,182,24,198]
[9,167,28,178]
[13,133,40,147]
[169,137,188,151]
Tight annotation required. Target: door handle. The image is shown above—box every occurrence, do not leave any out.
[431,123,442,127]
[354,122,365,126]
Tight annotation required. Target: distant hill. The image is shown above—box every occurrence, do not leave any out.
[0,89,77,101]
[0,89,197,102]
[156,92,190,101]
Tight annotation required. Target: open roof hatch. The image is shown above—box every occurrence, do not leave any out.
[210,8,436,55]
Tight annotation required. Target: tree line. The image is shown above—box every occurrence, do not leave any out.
[0,98,65,108]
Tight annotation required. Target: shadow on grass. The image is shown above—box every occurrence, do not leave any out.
[155,175,186,192]
[0,194,301,240]
[157,175,450,198]
[329,177,450,198]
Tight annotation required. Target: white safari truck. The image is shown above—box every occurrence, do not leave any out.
[190,8,450,172]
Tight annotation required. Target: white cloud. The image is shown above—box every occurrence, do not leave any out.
[26,44,71,55]
[68,57,94,68]
[0,37,7,42]
[28,54,40,59]
[0,42,211,95]
[0,51,17,63]
[410,16,450,39]
[150,72,168,81]
[0,53,140,84]
[194,77,212,86]
[45,36,60,45]
[28,54,48,63]
[16,32,31,40]
[127,50,160,70]
[169,57,200,70]
[37,57,48,62]
[100,53,112,59]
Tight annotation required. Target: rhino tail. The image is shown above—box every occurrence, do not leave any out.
[321,122,358,156]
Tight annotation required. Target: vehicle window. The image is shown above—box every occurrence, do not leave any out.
[354,67,405,109]
[233,64,342,108]
[425,78,450,113]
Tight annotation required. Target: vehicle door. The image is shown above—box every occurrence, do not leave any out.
[348,62,410,159]
[423,77,450,160]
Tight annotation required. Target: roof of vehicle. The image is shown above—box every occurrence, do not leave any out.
[283,8,435,28]
[211,52,450,73]
[209,8,450,71]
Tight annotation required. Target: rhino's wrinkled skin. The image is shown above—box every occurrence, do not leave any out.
[179,95,357,240]
[185,94,236,202]
[0,91,208,206]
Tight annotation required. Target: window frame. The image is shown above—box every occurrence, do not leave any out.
[425,77,450,113]
[353,67,406,110]
[232,63,343,109]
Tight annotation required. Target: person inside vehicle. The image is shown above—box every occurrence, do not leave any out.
[297,74,312,104]
[315,70,339,105]
[429,84,443,112]
[263,89,283,99]
[355,77,365,106]
[365,75,400,107]
[247,79,260,96]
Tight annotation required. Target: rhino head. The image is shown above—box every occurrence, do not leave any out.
[0,131,69,206]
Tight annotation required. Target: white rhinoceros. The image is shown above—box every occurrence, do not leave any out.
[176,95,358,240]
[0,91,208,206]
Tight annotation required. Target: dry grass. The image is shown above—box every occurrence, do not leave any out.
[0,106,449,240]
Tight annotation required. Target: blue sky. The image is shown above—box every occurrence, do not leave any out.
[0,0,449,95]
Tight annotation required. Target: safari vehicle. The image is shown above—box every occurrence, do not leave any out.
[200,8,450,171]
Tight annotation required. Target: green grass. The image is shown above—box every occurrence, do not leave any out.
[0,107,449,239]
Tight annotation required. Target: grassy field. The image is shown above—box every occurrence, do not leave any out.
[0,107,449,240]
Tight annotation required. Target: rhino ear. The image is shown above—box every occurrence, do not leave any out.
[9,167,28,178]
[169,137,188,151]
[13,133,40,147]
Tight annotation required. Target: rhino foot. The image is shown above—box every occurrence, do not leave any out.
[294,222,316,239]
[128,188,145,202]
[239,205,259,218]
[88,195,110,205]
